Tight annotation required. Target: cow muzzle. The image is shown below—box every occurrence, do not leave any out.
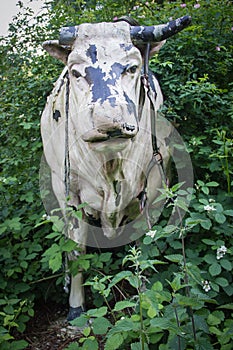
[82,121,138,142]
[82,103,139,143]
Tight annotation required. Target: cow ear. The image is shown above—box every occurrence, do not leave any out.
[149,40,166,56]
[43,40,71,64]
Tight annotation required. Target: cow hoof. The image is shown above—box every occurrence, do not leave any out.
[67,306,85,322]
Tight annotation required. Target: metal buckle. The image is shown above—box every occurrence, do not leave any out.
[153,151,163,164]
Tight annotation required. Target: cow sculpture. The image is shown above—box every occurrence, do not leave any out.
[41,16,191,320]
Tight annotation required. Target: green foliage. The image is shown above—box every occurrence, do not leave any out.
[1,0,233,349]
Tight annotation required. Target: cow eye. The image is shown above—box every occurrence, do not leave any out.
[71,69,82,79]
[127,65,138,74]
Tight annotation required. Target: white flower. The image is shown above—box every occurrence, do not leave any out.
[216,245,227,260]
[202,280,211,292]
[204,205,216,212]
[146,230,157,238]
[209,198,215,203]
[42,213,50,220]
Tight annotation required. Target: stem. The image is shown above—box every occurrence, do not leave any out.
[173,300,181,350]
[176,202,197,342]
[139,290,145,350]
[180,229,197,342]
[224,142,231,193]
[29,273,63,284]
[103,294,117,322]
[136,265,145,350]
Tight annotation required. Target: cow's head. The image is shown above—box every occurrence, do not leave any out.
[43,16,191,149]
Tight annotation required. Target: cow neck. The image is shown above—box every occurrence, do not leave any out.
[139,43,167,229]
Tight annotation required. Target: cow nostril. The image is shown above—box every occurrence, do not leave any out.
[107,129,123,138]
[123,123,136,132]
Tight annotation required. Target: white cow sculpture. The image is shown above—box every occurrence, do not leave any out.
[41,16,191,320]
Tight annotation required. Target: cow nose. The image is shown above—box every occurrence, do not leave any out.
[123,123,136,132]
[107,122,138,139]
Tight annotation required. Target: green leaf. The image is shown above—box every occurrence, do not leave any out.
[127,275,139,289]
[200,219,212,230]
[105,333,124,350]
[82,338,98,350]
[209,263,221,276]
[73,210,82,220]
[107,318,139,335]
[62,239,77,252]
[92,317,111,335]
[202,186,209,195]
[220,259,232,271]
[164,254,183,263]
[217,303,233,310]
[10,340,28,350]
[70,315,87,327]
[224,209,233,216]
[131,343,149,350]
[147,306,157,318]
[82,326,91,337]
[113,301,136,312]
[202,239,216,246]
[207,314,221,326]
[87,306,107,318]
[150,318,179,333]
[45,232,61,239]
[177,295,204,308]
[215,277,229,287]
[163,225,177,234]
[99,252,112,262]
[203,254,216,264]
[108,271,133,289]
[194,336,215,349]
[206,181,219,187]
[214,213,226,224]
[49,252,62,273]
[143,235,152,245]
[152,281,163,292]
[169,275,183,291]
[171,182,185,192]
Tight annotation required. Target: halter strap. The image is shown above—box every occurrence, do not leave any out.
[139,44,167,222]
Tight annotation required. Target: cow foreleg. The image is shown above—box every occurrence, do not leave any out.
[67,272,85,321]
[67,222,87,321]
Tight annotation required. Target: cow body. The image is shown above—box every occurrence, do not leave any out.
[41,18,191,320]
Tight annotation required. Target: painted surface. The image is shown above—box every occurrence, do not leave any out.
[41,21,172,313]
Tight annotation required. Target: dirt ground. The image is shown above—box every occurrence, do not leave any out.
[20,303,85,350]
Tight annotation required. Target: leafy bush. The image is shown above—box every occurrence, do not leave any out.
[0,0,232,349]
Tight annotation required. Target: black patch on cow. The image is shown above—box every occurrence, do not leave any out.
[86,45,98,64]
[85,66,110,104]
[53,110,61,122]
[110,62,125,79]
[113,180,121,207]
[120,43,134,51]
[85,63,129,106]
[86,214,101,227]
[123,92,137,117]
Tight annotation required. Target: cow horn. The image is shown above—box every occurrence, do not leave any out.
[130,15,191,45]
[58,15,191,46]
[59,25,79,45]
